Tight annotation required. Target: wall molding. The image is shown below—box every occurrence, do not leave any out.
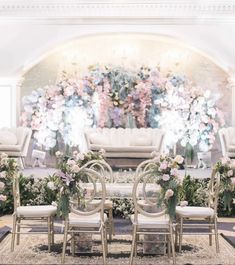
[0,0,235,24]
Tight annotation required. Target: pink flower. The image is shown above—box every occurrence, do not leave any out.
[71,164,80,173]
[0,182,5,191]
[162,174,170,181]
[227,170,234,177]
[0,194,7,201]
[165,189,174,199]
[159,162,168,171]
[221,157,231,165]
[0,171,6,179]
[170,168,179,177]
[76,153,85,161]
[230,177,235,185]
[67,159,76,166]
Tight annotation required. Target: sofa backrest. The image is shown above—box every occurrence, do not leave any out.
[85,128,165,151]
[218,127,235,156]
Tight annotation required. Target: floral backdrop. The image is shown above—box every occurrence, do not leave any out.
[21,65,224,152]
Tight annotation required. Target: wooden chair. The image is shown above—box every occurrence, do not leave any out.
[129,169,176,265]
[11,172,57,252]
[175,169,220,253]
[61,167,108,264]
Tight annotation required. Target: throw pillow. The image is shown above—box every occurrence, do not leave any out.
[0,130,18,145]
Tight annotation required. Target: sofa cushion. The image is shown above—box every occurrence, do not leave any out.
[89,133,110,145]
[0,130,17,145]
[130,137,152,146]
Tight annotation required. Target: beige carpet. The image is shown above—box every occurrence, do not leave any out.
[1,234,235,265]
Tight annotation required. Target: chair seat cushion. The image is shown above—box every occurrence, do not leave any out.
[69,213,107,227]
[176,206,215,218]
[0,130,18,145]
[16,205,57,217]
[90,145,158,153]
[89,199,113,209]
[131,214,170,228]
[0,144,21,151]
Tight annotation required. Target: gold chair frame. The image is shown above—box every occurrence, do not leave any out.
[61,167,108,264]
[11,172,56,252]
[175,169,220,253]
[129,169,176,265]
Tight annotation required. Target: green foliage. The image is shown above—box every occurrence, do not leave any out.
[112,198,134,219]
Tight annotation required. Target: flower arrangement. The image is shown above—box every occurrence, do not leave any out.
[0,153,18,208]
[50,150,105,216]
[21,65,224,153]
[148,154,184,218]
[215,157,235,211]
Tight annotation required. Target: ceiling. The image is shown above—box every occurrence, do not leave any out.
[0,0,235,77]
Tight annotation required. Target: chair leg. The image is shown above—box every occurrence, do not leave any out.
[71,232,75,257]
[11,214,17,251]
[209,218,212,246]
[175,219,179,248]
[134,233,138,257]
[61,220,69,264]
[179,217,183,252]
[129,225,137,265]
[108,207,114,240]
[51,216,55,245]
[104,225,108,255]
[48,217,51,252]
[16,218,21,245]
[167,234,171,258]
[214,217,220,253]
[169,224,176,265]
[101,225,107,265]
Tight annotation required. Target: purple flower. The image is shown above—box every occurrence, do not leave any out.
[57,171,74,186]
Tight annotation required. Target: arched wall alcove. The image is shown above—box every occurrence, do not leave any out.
[20,32,231,155]
[21,32,231,118]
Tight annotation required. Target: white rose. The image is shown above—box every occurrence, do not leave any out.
[174,155,184,164]
[162,174,170,181]
[47,181,56,191]
[0,171,6,179]
[230,177,235,185]
[55,151,63,158]
[0,194,7,201]
[77,153,85,161]
[180,201,188,207]
[51,201,58,207]
[71,164,80,173]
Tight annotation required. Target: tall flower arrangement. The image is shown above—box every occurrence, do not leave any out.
[148,154,184,218]
[21,64,224,152]
[50,150,105,216]
[215,157,235,211]
[0,153,19,208]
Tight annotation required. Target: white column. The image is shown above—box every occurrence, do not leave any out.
[228,76,235,126]
[0,77,21,127]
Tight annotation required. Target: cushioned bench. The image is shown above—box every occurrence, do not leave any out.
[85,128,165,158]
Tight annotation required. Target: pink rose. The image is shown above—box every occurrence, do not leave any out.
[0,182,5,191]
[159,162,168,171]
[170,168,179,177]
[162,174,170,181]
[165,189,174,199]
[71,164,80,173]
[67,159,76,166]
[230,177,235,185]
[227,170,234,177]
[0,194,7,201]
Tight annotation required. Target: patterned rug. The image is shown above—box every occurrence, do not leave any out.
[1,233,235,265]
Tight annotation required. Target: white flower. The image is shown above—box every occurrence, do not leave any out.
[47,181,56,191]
[51,201,58,207]
[230,177,235,185]
[165,189,174,199]
[67,159,76,166]
[76,153,85,161]
[0,171,6,179]
[227,170,234,177]
[170,168,179,177]
[55,151,63,158]
[99,148,106,155]
[180,201,188,207]
[0,194,7,201]
[221,157,231,165]
[0,181,5,191]
[174,155,184,164]
[71,164,80,173]
[162,174,170,181]
[151,151,158,157]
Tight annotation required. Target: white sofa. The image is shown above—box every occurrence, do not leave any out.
[85,128,165,158]
[0,127,32,167]
[218,127,235,157]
